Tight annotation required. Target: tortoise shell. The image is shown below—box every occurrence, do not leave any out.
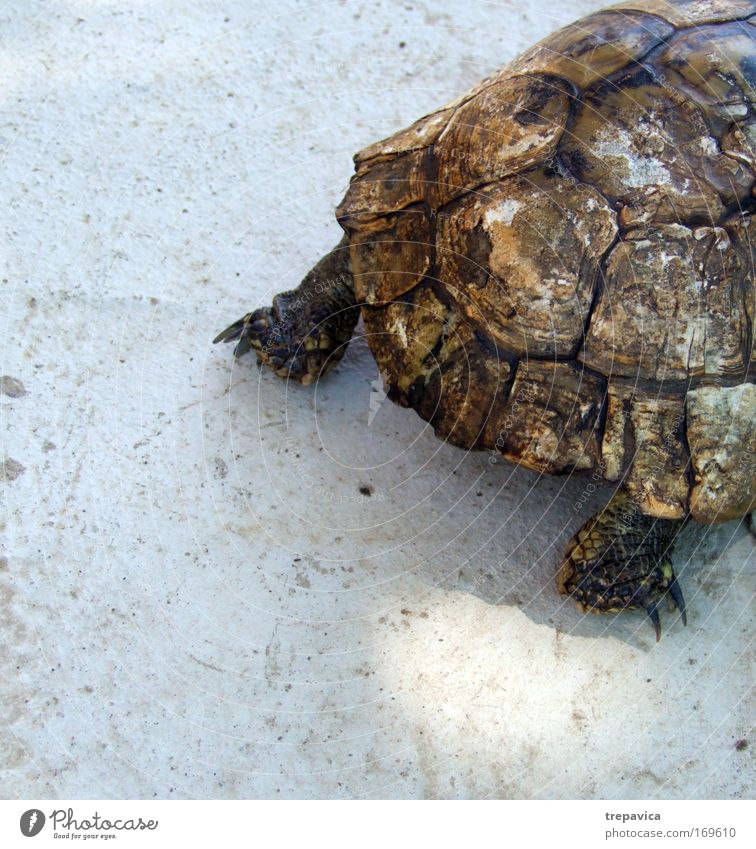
[335,0,756,524]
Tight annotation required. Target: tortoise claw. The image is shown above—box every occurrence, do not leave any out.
[646,603,662,642]
[214,307,290,364]
[668,577,687,626]
[233,333,252,358]
[213,314,250,345]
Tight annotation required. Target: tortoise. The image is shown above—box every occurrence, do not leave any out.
[215,0,756,639]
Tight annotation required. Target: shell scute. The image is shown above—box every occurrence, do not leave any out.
[650,23,756,174]
[506,8,674,90]
[579,221,753,383]
[407,322,515,450]
[601,386,690,519]
[360,282,451,395]
[687,383,756,521]
[338,147,433,221]
[432,74,573,207]
[346,206,432,304]
[610,0,756,28]
[436,171,617,357]
[561,65,752,226]
[354,108,454,169]
[484,361,605,474]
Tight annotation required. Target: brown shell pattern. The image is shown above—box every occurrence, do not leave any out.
[336,0,756,522]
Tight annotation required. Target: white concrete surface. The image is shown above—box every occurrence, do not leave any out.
[1,0,754,800]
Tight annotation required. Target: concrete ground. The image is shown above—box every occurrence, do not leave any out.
[1,0,754,799]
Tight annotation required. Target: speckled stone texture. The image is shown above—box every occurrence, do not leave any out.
[0,0,754,800]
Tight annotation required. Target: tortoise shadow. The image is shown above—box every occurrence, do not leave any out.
[433,453,751,651]
[294,336,753,652]
[222,330,753,654]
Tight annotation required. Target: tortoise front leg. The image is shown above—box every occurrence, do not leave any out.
[214,234,358,385]
[557,489,687,640]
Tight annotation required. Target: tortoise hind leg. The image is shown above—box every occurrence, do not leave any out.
[214,234,358,385]
[557,489,686,641]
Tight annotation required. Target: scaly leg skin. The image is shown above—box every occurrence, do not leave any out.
[214,235,358,385]
[557,490,687,641]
